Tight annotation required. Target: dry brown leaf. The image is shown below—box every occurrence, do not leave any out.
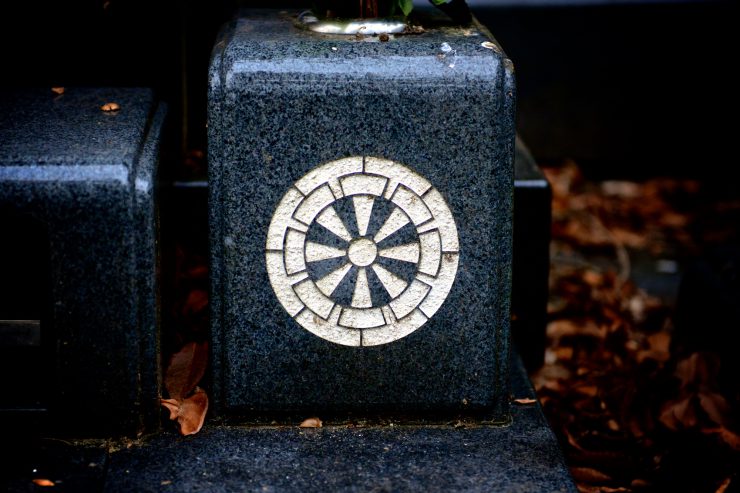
[183,289,208,316]
[160,398,180,420]
[675,352,721,389]
[647,331,670,353]
[185,265,209,280]
[554,346,574,361]
[574,385,599,397]
[32,479,55,487]
[610,228,648,248]
[630,479,651,488]
[101,102,120,112]
[547,319,606,340]
[160,391,208,436]
[658,211,689,228]
[513,397,537,405]
[600,180,642,199]
[582,270,604,287]
[51,87,65,95]
[575,485,602,493]
[698,391,731,427]
[177,388,209,436]
[300,417,323,428]
[571,466,613,484]
[165,341,209,400]
[564,428,586,452]
[659,396,696,430]
[715,477,732,493]
[702,427,740,451]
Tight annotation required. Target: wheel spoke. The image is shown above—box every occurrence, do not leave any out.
[315,262,353,297]
[373,207,410,243]
[305,242,346,262]
[378,242,420,263]
[372,264,408,298]
[353,195,374,237]
[316,205,352,242]
[351,267,373,308]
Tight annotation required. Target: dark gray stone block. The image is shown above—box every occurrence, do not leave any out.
[0,88,165,436]
[208,10,516,420]
[102,353,576,493]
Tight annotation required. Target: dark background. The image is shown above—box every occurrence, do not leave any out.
[1,0,736,182]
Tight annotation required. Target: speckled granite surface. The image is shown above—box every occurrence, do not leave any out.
[102,353,575,493]
[208,10,516,420]
[0,88,164,435]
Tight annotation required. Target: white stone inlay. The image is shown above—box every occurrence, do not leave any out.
[371,264,407,298]
[266,156,460,346]
[316,206,353,242]
[348,238,378,267]
[373,207,410,243]
[378,243,420,264]
[315,262,352,297]
[352,195,375,237]
[305,241,346,263]
[351,267,373,308]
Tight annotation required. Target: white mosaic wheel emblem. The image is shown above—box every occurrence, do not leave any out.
[266,156,460,347]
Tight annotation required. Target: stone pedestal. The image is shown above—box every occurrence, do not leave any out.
[209,9,515,421]
[0,88,164,436]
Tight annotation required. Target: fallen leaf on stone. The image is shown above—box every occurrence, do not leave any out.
[51,87,65,95]
[178,388,209,435]
[101,102,120,112]
[32,479,55,487]
[160,398,180,420]
[160,387,209,436]
[513,397,537,405]
[299,417,323,428]
[165,341,209,400]
[160,341,209,435]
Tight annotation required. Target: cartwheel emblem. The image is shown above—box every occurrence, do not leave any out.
[266,156,459,346]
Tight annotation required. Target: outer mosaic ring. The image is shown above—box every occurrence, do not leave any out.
[266,156,460,347]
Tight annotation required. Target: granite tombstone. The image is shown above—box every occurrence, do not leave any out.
[0,88,165,435]
[209,9,515,421]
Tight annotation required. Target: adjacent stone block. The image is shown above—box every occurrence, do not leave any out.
[209,10,516,420]
[0,88,164,435]
[512,138,551,370]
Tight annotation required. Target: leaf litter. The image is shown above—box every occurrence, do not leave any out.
[537,162,739,493]
[160,341,209,436]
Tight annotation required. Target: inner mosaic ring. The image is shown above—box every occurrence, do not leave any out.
[266,156,460,347]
